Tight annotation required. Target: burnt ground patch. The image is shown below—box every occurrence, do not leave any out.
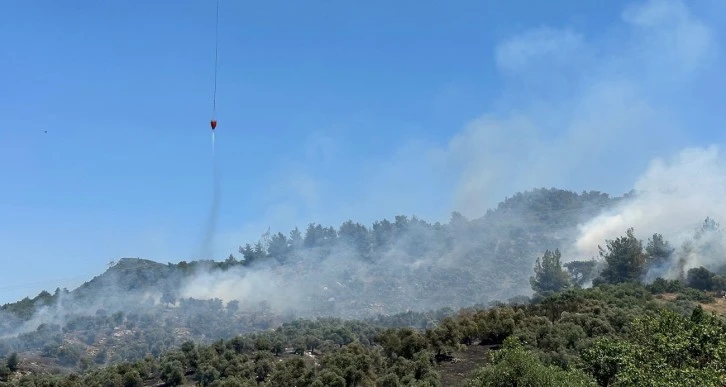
[436,344,493,387]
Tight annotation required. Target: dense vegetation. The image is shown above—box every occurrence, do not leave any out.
[3,277,726,385]
[3,187,726,385]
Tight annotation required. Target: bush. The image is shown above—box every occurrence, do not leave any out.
[466,337,597,387]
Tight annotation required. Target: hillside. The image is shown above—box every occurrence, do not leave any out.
[0,188,621,364]
[3,186,726,385]
[3,281,726,386]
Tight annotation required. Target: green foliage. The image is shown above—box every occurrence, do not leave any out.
[564,259,598,288]
[645,233,675,267]
[647,277,686,293]
[678,288,715,304]
[466,337,597,386]
[530,249,571,297]
[3,279,726,386]
[686,266,726,292]
[595,228,649,285]
[581,307,726,386]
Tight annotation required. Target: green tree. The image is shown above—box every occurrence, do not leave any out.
[338,220,371,255]
[239,241,268,265]
[315,370,346,387]
[267,232,291,261]
[6,352,19,372]
[564,259,597,288]
[161,360,185,386]
[686,267,715,291]
[122,370,143,387]
[595,228,648,284]
[645,233,674,267]
[379,373,401,387]
[530,249,571,297]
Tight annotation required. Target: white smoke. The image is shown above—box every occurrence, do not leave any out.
[571,146,726,277]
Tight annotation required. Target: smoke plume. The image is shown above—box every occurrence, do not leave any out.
[571,146,726,278]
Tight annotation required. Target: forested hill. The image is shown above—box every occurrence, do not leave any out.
[9,187,726,385]
[1,188,621,320]
[0,188,625,373]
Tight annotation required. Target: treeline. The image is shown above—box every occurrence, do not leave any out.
[231,188,617,267]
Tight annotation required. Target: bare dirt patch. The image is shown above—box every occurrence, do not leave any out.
[700,295,726,315]
[437,344,493,387]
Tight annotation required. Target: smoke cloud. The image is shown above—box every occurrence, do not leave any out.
[181,221,507,319]
[571,145,726,277]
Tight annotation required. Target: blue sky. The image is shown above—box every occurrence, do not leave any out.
[1,0,726,304]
